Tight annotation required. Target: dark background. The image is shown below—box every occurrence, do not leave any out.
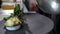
[0,0,2,8]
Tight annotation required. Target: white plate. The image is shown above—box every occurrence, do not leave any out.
[0,15,9,21]
[6,25,21,31]
[0,9,13,21]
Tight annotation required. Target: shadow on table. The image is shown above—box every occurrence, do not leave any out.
[5,23,33,34]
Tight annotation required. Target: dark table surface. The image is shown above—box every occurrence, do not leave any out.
[36,0,60,34]
[0,13,54,34]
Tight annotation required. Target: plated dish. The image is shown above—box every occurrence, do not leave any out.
[3,4,24,31]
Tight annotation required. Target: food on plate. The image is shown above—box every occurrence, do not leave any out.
[5,17,21,26]
[3,4,24,27]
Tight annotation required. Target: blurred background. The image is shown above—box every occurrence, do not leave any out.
[0,0,60,34]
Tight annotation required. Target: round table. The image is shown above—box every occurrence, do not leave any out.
[0,13,54,34]
[36,0,60,33]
